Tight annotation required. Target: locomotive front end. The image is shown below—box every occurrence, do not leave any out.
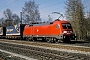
[61,23,76,42]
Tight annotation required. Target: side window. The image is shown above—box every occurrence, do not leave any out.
[56,24,60,29]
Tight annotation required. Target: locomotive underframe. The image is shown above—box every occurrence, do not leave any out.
[63,34,76,42]
[23,35,60,43]
[23,34,76,43]
[23,34,63,39]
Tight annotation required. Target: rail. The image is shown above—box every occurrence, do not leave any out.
[0,40,90,60]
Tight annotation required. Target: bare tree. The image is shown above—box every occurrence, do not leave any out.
[47,15,53,22]
[0,18,4,25]
[65,0,87,40]
[3,8,20,26]
[12,14,20,25]
[3,9,12,19]
[22,0,41,24]
[85,12,90,41]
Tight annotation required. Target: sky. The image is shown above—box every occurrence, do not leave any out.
[0,0,90,21]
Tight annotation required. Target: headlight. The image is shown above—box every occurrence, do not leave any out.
[63,31,67,33]
[62,31,73,34]
[70,31,73,33]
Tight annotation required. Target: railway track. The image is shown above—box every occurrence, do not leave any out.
[0,49,36,60]
[0,39,90,52]
[0,39,90,60]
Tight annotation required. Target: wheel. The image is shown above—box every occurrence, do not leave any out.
[46,38,51,43]
[53,38,58,43]
[32,37,37,41]
[45,38,52,43]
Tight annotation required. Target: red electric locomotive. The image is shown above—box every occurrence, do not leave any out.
[23,19,76,42]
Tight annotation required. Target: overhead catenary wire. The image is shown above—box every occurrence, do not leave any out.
[0,0,11,8]
[38,0,50,5]
[0,0,64,19]
[39,1,64,10]
[0,0,18,11]
[83,0,90,11]
[22,0,64,14]
[39,1,64,15]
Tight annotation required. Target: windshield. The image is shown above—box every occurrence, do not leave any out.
[62,24,72,29]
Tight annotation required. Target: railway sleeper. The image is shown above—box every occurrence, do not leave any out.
[0,42,90,60]
[0,43,76,57]
[27,49,67,59]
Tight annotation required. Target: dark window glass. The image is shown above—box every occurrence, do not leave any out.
[62,24,67,29]
[67,24,72,29]
[62,24,72,29]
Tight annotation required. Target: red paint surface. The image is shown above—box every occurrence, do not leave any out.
[23,19,73,36]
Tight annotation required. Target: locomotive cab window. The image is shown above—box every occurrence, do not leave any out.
[62,24,72,29]
[56,24,60,29]
[67,24,72,29]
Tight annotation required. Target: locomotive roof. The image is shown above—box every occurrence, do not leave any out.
[27,19,69,26]
[32,22,53,26]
